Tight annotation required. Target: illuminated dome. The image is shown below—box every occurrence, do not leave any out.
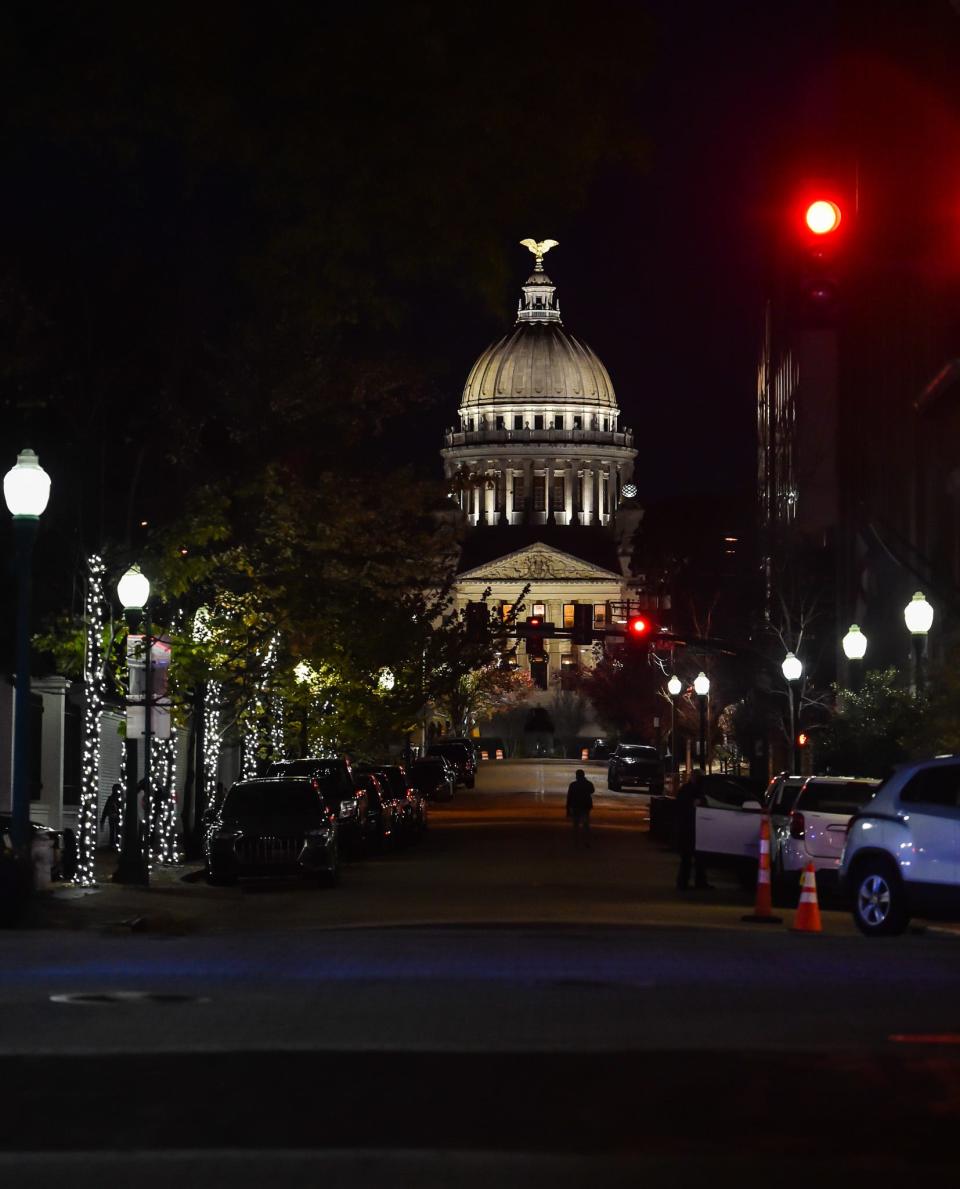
[460,265,617,411]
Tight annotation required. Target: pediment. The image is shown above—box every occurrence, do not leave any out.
[457,542,621,583]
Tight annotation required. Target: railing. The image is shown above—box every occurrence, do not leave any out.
[443,427,634,449]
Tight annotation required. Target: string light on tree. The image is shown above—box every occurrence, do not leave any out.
[76,554,106,887]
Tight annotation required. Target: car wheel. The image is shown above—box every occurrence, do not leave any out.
[852,861,909,936]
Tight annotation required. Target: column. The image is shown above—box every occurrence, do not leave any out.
[592,466,601,525]
[497,469,507,524]
[506,467,516,524]
[33,676,70,830]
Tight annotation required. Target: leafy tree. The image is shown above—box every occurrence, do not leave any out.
[816,668,925,777]
[437,665,533,737]
[548,683,590,757]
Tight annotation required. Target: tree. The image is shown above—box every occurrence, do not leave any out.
[548,683,589,757]
[438,665,533,736]
[817,668,925,777]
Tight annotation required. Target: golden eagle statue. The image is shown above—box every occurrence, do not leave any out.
[519,238,559,270]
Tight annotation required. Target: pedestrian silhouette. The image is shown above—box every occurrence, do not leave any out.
[101,783,122,849]
[566,768,594,848]
[675,771,712,890]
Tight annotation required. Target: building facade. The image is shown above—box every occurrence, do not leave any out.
[442,242,661,733]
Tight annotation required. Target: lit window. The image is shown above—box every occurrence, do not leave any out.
[532,603,546,618]
[594,604,608,629]
[501,603,514,621]
[563,604,575,629]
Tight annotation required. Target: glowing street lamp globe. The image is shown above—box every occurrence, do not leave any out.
[904,592,934,636]
[842,624,867,661]
[377,668,396,692]
[693,671,710,697]
[3,448,51,519]
[781,652,803,683]
[667,675,682,697]
[117,564,150,611]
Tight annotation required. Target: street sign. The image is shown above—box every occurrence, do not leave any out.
[125,635,172,739]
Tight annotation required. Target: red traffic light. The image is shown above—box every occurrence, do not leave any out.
[804,199,842,235]
[627,615,651,637]
[797,732,809,747]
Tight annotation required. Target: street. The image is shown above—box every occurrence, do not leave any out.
[3,760,960,1184]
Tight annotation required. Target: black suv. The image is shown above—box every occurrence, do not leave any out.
[265,758,368,851]
[607,744,664,792]
[206,777,340,886]
[426,742,477,788]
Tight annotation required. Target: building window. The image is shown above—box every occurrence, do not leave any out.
[495,415,504,429]
[500,602,514,621]
[533,476,546,511]
[603,417,609,431]
[560,653,579,690]
[534,414,544,429]
[512,476,524,511]
[573,415,583,430]
[594,604,608,629]
[532,602,546,618]
[514,415,523,430]
[554,414,563,429]
[552,475,565,510]
[601,474,608,515]
[563,604,575,629]
[493,475,501,512]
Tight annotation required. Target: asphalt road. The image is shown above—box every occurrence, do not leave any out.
[4,760,960,1184]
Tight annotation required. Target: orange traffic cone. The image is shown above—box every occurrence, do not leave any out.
[742,816,782,924]
[791,862,823,934]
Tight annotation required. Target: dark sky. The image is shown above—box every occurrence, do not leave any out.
[5,0,960,556]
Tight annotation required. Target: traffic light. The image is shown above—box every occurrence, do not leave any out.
[625,613,654,642]
[571,603,594,645]
[516,614,554,657]
[795,183,848,320]
[797,731,809,749]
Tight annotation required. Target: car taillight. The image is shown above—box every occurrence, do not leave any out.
[789,811,805,839]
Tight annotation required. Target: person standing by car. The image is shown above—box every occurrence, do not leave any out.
[675,771,712,891]
[566,769,594,848]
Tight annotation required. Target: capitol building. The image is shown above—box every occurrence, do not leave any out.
[442,241,656,716]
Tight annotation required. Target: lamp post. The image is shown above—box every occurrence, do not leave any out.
[841,624,867,692]
[667,674,682,780]
[903,592,933,698]
[781,651,803,774]
[693,671,710,773]
[113,564,151,885]
[3,449,51,854]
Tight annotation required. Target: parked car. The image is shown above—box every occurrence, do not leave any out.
[693,776,768,882]
[354,770,400,850]
[427,742,477,788]
[840,756,960,936]
[607,744,664,792]
[361,763,428,840]
[265,758,368,853]
[206,777,340,887]
[410,757,455,802]
[771,775,880,896]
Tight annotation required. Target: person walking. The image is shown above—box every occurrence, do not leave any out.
[675,770,712,890]
[101,783,122,850]
[566,768,594,848]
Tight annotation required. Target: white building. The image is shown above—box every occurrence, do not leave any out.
[442,243,661,729]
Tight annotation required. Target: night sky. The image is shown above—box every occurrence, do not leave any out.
[4,1,960,607]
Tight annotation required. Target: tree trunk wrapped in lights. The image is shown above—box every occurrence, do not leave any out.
[75,555,106,886]
[150,730,180,865]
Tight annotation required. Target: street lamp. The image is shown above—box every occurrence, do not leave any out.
[842,624,867,692]
[3,449,51,853]
[667,675,682,780]
[113,564,151,885]
[693,671,710,773]
[781,651,803,773]
[904,592,934,698]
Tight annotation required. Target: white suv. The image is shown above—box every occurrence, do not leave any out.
[840,756,960,936]
[772,776,879,894]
